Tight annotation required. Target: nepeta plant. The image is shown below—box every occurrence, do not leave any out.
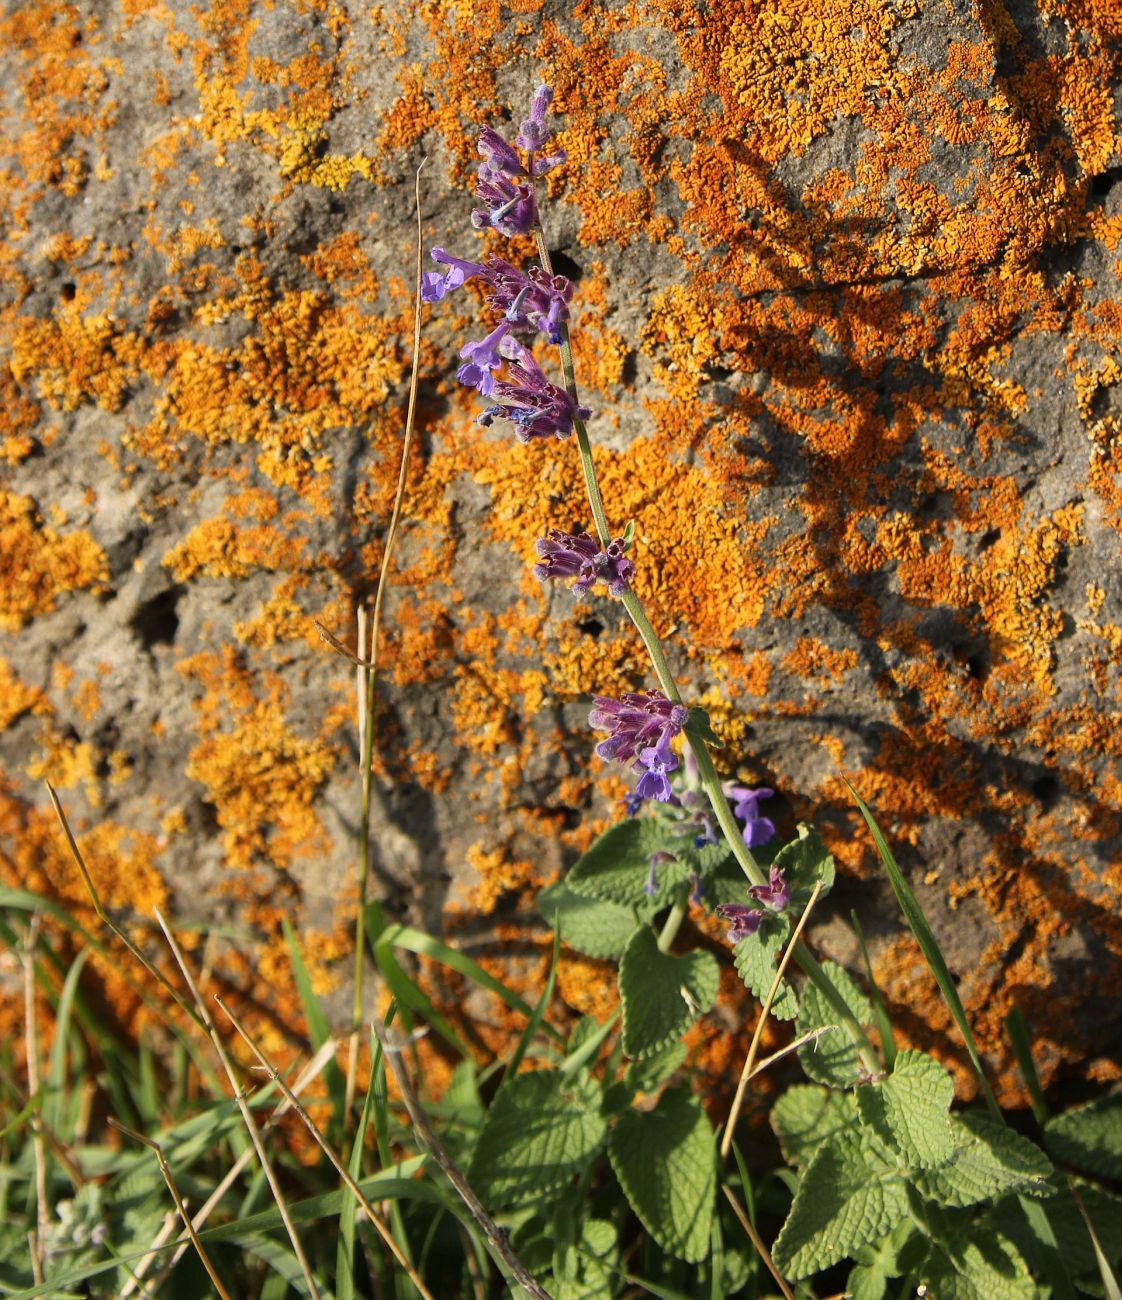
[425,83,1122,1300]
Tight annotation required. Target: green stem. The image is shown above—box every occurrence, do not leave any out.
[657,888,689,953]
[530,220,881,1076]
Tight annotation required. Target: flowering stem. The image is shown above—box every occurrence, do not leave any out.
[530,220,880,1074]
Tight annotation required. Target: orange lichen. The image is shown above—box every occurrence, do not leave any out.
[0,491,108,630]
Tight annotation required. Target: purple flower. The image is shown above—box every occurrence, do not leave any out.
[516,85,554,152]
[421,248,486,303]
[725,784,776,849]
[715,866,789,944]
[589,689,689,805]
[749,865,790,910]
[533,528,634,597]
[477,340,589,442]
[714,903,763,943]
[456,320,514,395]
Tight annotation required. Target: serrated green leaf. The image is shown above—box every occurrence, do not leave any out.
[773,823,835,902]
[538,881,648,960]
[878,1049,955,1169]
[915,1112,1052,1207]
[849,1219,918,1300]
[567,820,690,906]
[1046,1095,1122,1180]
[626,1040,686,1093]
[468,1069,606,1208]
[772,1085,860,1168]
[772,1131,910,1279]
[922,1229,1039,1299]
[608,1086,715,1263]
[797,962,872,1086]
[730,912,797,1020]
[620,928,718,1059]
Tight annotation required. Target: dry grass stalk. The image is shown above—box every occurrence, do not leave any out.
[214,995,437,1300]
[720,881,824,1159]
[153,908,322,1300]
[375,1023,554,1300]
[21,914,47,1286]
[109,1118,233,1300]
[721,1185,796,1300]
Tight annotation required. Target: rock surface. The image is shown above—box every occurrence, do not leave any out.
[1,0,1120,1098]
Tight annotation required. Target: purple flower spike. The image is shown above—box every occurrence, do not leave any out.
[533,528,635,598]
[516,85,554,152]
[456,320,513,395]
[724,784,776,849]
[749,865,790,911]
[589,689,689,805]
[478,341,589,442]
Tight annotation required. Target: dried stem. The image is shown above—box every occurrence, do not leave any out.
[721,882,823,1159]
[153,909,322,1300]
[22,915,48,1286]
[214,996,435,1300]
[375,1023,553,1300]
[109,1119,233,1300]
[346,156,430,1116]
[722,1184,796,1300]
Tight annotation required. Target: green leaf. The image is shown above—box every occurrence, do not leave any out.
[608,1085,715,1263]
[773,823,835,903]
[915,1112,1052,1207]
[567,819,690,906]
[468,1069,606,1209]
[772,1131,910,1279]
[731,913,797,1020]
[922,1229,1039,1299]
[626,1040,686,1094]
[797,961,872,1087]
[619,927,718,1059]
[1045,1095,1122,1180]
[538,881,648,960]
[991,1181,1122,1284]
[877,1049,955,1169]
[683,706,723,749]
[848,1220,918,1300]
[847,783,1001,1117]
[771,1085,860,1168]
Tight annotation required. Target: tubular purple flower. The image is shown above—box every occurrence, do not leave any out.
[714,903,762,943]
[456,320,514,395]
[716,866,789,945]
[724,784,776,849]
[533,528,634,597]
[421,248,487,303]
[749,865,790,910]
[589,689,689,805]
[477,341,589,442]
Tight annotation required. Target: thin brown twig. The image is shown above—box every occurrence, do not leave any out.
[121,1038,340,1298]
[345,154,430,1117]
[153,908,322,1300]
[109,1119,233,1300]
[214,995,437,1300]
[721,1185,796,1300]
[22,915,47,1286]
[47,784,203,1032]
[375,1023,553,1300]
[721,881,824,1160]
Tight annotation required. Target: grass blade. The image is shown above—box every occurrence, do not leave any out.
[282,917,346,1121]
[502,927,559,1084]
[850,909,896,1071]
[1005,1005,1048,1125]
[846,781,1000,1117]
